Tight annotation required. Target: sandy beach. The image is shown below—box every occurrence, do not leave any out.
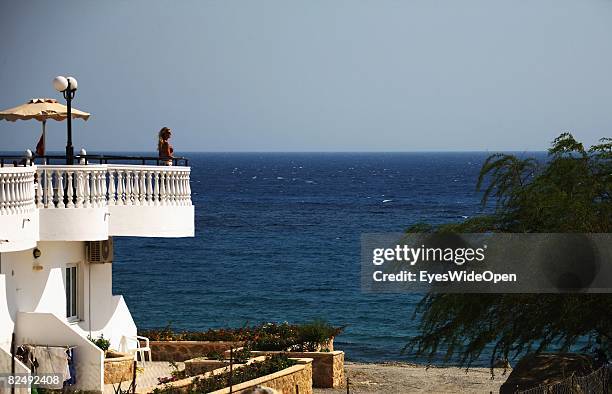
[314,362,509,394]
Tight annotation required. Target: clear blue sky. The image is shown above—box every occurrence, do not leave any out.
[1,0,611,152]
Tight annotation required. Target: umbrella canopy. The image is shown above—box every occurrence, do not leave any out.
[0,98,90,157]
[0,98,90,122]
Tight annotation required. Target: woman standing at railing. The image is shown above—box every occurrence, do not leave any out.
[157,127,174,165]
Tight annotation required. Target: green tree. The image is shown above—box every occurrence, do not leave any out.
[406,133,612,367]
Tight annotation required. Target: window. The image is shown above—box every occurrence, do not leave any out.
[65,264,78,321]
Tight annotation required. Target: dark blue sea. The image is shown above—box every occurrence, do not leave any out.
[112,152,544,364]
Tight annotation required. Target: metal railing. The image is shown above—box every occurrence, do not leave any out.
[0,154,189,167]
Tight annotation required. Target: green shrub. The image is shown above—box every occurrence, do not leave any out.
[153,354,296,394]
[141,323,250,342]
[248,320,343,351]
[230,347,252,363]
[204,350,224,361]
[140,320,344,352]
[89,334,111,351]
[294,320,341,351]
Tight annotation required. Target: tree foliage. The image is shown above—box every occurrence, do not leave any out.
[406,133,612,367]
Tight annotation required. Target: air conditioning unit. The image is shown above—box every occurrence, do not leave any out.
[87,238,113,264]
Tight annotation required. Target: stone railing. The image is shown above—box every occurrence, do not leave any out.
[106,165,191,207]
[0,166,36,215]
[33,164,191,209]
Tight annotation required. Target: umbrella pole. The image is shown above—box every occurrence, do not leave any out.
[42,120,46,163]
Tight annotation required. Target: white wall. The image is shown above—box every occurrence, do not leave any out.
[16,312,104,393]
[0,166,38,254]
[1,241,84,317]
[1,164,195,248]
[0,346,30,393]
[109,205,194,237]
[0,275,15,354]
[0,212,38,253]
[38,208,109,241]
[0,240,139,392]
[73,261,137,350]
[0,240,138,342]
[35,205,194,240]
[76,295,137,352]
[0,280,29,391]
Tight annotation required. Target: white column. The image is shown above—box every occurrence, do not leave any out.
[153,171,160,206]
[14,174,21,213]
[75,171,83,208]
[145,171,153,206]
[95,170,102,207]
[138,171,145,206]
[91,171,98,207]
[20,173,26,212]
[167,171,175,206]
[117,170,125,205]
[159,172,167,205]
[185,171,192,205]
[14,174,22,213]
[180,172,186,205]
[0,174,6,215]
[98,170,106,206]
[133,171,140,205]
[7,174,15,214]
[21,173,28,212]
[35,171,43,209]
[45,170,53,208]
[125,171,133,206]
[108,169,116,206]
[27,172,35,211]
[66,171,74,208]
[84,171,91,208]
[56,170,65,209]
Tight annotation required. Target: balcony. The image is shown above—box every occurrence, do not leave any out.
[0,155,194,251]
[0,165,38,252]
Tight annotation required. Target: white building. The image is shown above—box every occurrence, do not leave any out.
[0,159,194,392]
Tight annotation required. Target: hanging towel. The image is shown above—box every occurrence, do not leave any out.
[31,346,69,389]
[64,348,76,386]
[15,345,38,371]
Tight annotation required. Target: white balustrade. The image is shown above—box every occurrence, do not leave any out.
[34,166,108,209]
[106,165,191,207]
[0,164,192,215]
[0,167,36,215]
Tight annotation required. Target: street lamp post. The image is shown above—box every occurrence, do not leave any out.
[53,76,78,165]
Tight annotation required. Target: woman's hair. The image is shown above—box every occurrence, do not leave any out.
[158,127,171,152]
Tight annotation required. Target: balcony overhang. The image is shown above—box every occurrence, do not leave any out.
[109,204,194,237]
[0,163,194,248]
[0,166,39,252]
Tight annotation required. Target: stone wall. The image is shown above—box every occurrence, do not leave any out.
[211,359,313,394]
[150,341,243,362]
[138,357,312,394]
[149,338,333,362]
[184,357,229,376]
[321,338,334,352]
[104,352,134,384]
[250,351,344,388]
